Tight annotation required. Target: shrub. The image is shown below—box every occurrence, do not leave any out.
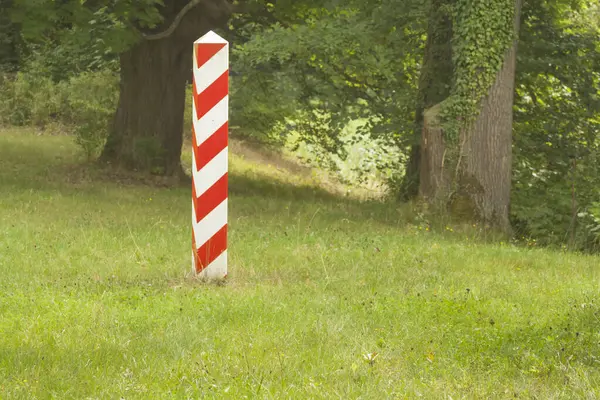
[0,71,63,128]
[511,156,600,253]
[577,202,600,251]
[60,70,118,159]
[0,68,118,159]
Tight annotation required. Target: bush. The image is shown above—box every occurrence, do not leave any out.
[61,70,119,159]
[511,156,600,253]
[577,202,600,251]
[0,71,63,128]
[0,69,118,158]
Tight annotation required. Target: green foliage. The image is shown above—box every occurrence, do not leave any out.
[21,36,119,83]
[10,0,164,54]
[511,0,600,252]
[0,68,118,159]
[587,202,600,244]
[199,0,423,189]
[0,0,21,72]
[64,71,119,159]
[229,70,302,144]
[230,0,426,182]
[577,203,600,249]
[0,72,63,127]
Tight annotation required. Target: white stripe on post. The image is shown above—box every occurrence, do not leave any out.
[191,31,229,279]
[193,96,229,145]
[192,199,228,248]
[193,45,228,93]
[192,148,228,196]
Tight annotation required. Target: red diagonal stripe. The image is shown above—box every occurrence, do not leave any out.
[192,121,228,171]
[193,70,228,120]
[193,173,228,223]
[195,43,227,69]
[194,224,227,273]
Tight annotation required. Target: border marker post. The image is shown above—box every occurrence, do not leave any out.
[191,31,229,279]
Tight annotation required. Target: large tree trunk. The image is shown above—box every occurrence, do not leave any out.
[416,0,522,233]
[455,0,522,232]
[100,0,231,177]
[399,0,454,201]
[101,39,191,176]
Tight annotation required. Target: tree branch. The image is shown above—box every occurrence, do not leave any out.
[143,0,206,41]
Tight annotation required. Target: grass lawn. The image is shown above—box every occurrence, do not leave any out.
[1,129,600,399]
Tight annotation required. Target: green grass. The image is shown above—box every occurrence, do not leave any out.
[1,129,600,399]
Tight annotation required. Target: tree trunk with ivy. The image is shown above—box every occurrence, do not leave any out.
[418,0,522,233]
[100,0,231,178]
[456,0,522,232]
[457,25,520,232]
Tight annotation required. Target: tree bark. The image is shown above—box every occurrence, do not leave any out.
[100,0,231,177]
[416,0,454,201]
[414,0,522,233]
[399,145,420,201]
[456,0,522,232]
[420,103,450,200]
[399,0,454,201]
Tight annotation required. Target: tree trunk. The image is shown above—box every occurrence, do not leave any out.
[415,0,522,233]
[455,0,522,232]
[420,103,450,200]
[399,0,454,201]
[101,39,191,176]
[416,0,454,201]
[100,0,231,177]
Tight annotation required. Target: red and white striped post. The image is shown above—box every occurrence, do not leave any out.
[191,31,229,279]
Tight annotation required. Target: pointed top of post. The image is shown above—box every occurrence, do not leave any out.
[195,30,228,45]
